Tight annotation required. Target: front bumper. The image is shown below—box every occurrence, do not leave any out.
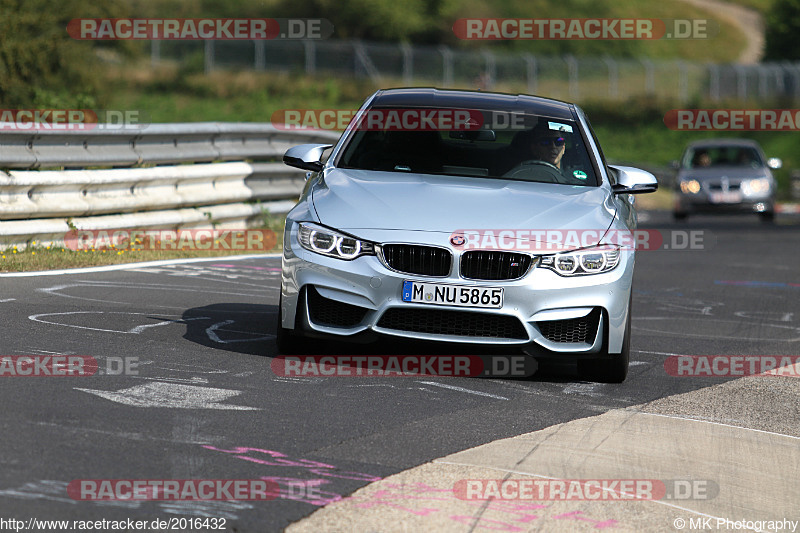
[675,190,775,214]
[281,225,634,355]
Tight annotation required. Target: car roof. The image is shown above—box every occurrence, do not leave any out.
[685,138,762,150]
[369,88,576,120]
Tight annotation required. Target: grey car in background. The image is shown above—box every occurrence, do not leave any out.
[673,139,781,221]
[278,88,657,383]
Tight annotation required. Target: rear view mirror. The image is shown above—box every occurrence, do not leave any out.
[449,130,496,141]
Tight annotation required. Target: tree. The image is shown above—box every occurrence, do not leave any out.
[764,0,800,60]
[0,0,122,107]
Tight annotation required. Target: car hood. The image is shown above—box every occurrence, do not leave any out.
[311,168,616,246]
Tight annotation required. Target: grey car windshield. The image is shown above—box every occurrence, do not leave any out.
[682,145,765,169]
[337,109,599,186]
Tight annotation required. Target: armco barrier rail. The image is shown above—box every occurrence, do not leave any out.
[0,123,340,248]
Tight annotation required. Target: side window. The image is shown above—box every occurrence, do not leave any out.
[583,115,614,185]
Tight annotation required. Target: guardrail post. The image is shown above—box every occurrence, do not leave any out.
[440,45,454,87]
[255,40,265,71]
[780,61,800,101]
[151,40,160,67]
[758,65,768,99]
[524,54,537,95]
[641,58,654,95]
[709,64,720,102]
[772,64,786,97]
[677,60,688,103]
[565,55,578,100]
[734,65,747,101]
[304,40,316,75]
[481,50,496,90]
[204,40,215,74]
[354,40,382,83]
[602,56,618,99]
[401,42,413,85]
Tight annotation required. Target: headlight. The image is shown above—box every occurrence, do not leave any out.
[741,177,770,195]
[297,222,374,260]
[540,246,620,276]
[680,179,701,194]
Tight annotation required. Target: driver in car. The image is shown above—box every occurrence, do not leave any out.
[529,123,566,169]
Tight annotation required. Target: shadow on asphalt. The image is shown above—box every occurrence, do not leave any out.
[181,303,585,383]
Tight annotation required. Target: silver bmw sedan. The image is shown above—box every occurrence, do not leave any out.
[277,88,657,383]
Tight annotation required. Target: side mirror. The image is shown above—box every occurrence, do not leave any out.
[767,157,782,170]
[670,160,680,170]
[609,165,658,194]
[283,144,333,172]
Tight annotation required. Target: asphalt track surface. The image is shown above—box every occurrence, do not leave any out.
[0,210,798,532]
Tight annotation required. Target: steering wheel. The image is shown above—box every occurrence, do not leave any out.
[503,159,564,183]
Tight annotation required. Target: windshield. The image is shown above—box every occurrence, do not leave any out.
[682,145,764,169]
[336,109,599,186]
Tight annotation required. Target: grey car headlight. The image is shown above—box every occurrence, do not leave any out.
[741,177,770,196]
[679,179,701,194]
[539,245,620,276]
[298,222,375,260]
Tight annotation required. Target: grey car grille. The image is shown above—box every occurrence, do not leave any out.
[381,244,452,276]
[537,309,601,344]
[460,251,533,280]
[707,181,741,191]
[377,308,528,339]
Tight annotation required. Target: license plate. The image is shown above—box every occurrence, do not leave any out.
[709,191,742,203]
[402,281,503,309]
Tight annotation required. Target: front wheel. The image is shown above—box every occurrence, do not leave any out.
[577,301,631,383]
[275,291,318,355]
[759,211,775,223]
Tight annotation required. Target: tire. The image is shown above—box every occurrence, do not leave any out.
[275,291,317,355]
[577,300,631,384]
[672,211,688,221]
[759,211,775,223]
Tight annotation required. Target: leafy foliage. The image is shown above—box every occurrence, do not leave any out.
[0,0,125,107]
[764,0,800,60]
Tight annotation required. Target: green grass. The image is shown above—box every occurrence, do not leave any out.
[0,245,276,272]
[0,217,286,273]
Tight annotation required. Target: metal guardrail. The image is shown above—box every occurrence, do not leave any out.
[0,123,340,248]
[0,122,339,169]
